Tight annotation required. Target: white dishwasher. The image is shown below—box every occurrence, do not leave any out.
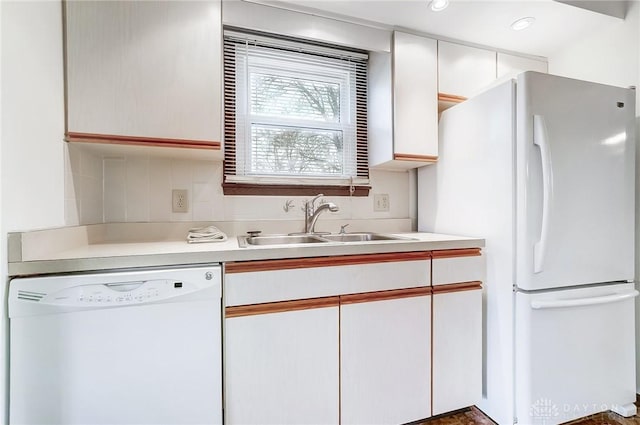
[9,265,222,425]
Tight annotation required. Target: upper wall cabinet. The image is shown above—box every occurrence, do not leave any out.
[497,52,548,79]
[369,31,438,170]
[65,0,222,151]
[438,41,496,99]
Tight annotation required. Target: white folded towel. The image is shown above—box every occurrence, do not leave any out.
[187,225,228,243]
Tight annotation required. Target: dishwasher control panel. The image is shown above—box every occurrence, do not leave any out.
[9,266,222,317]
[75,280,179,305]
[48,279,201,306]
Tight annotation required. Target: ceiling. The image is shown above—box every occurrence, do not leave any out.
[262,0,627,58]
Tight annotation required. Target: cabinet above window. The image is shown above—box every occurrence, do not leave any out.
[64,0,222,155]
[438,41,497,100]
[437,41,548,112]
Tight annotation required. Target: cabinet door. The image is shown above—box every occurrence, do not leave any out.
[225,305,339,425]
[392,31,438,159]
[432,288,482,415]
[66,0,221,143]
[497,52,547,79]
[341,292,431,424]
[438,41,496,98]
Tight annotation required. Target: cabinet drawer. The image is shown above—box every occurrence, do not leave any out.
[225,253,430,306]
[432,249,484,286]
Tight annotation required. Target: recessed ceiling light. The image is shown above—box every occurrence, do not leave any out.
[429,0,450,12]
[510,17,535,31]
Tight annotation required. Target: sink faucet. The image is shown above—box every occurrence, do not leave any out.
[304,194,339,233]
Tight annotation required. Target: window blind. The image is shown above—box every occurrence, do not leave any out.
[223,29,370,194]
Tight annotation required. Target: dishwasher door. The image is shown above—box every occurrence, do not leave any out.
[9,266,222,425]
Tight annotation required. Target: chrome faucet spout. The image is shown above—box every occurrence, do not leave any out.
[309,193,324,206]
[304,194,324,233]
[307,202,339,234]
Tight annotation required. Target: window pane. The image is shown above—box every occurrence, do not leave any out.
[250,73,341,122]
[251,125,344,176]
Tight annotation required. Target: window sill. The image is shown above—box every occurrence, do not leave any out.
[222,182,371,197]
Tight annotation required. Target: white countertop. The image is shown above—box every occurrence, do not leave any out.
[8,223,484,276]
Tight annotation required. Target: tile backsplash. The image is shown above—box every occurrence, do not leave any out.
[65,144,412,226]
[65,144,104,225]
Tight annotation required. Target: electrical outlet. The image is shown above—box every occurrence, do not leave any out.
[172,189,189,213]
[374,193,390,212]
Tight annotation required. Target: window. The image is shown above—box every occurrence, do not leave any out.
[223,29,370,196]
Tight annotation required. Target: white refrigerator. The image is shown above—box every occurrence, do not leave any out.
[418,72,637,425]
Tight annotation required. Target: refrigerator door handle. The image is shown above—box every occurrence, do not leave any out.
[530,289,639,310]
[533,115,553,273]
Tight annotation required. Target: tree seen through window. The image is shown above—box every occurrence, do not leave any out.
[249,71,346,176]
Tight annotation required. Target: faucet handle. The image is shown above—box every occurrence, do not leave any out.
[305,193,325,215]
[339,224,349,234]
[309,193,324,206]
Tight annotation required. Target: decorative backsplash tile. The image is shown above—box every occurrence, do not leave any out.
[103,158,125,222]
[65,144,104,225]
[125,158,150,222]
[148,159,172,222]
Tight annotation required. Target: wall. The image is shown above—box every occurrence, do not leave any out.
[548,0,640,392]
[62,0,411,230]
[65,148,412,230]
[549,3,639,88]
[0,0,66,421]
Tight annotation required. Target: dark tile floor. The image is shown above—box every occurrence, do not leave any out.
[562,411,640,425]
[417,407,497,425]
[418,406,640,425]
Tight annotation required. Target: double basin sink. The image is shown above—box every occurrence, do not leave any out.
[238,232,415,248]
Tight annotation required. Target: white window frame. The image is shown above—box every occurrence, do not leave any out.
[224,30,369,188]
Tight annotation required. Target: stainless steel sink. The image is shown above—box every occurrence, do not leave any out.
[238,234,328,247]
[238,232,416,247]
[321,233,405,242]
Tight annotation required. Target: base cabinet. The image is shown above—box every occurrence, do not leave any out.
[341,294,431,424]
[224,251,483,424]
[225,306,340,425]
[432,288,483,415]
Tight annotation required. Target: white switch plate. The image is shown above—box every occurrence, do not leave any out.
[374,193,390,212]
[172,189,189,213]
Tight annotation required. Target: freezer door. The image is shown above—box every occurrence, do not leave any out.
[516,72,635,290]
[515,283,637,425]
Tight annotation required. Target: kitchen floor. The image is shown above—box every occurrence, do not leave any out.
[418,406,640,425]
